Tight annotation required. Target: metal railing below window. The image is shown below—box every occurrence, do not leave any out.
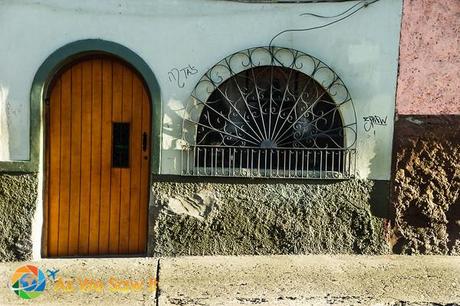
[181,145,356,179]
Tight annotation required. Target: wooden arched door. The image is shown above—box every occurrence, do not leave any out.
[45,55,151,257]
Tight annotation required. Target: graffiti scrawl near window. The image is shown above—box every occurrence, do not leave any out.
[168,64,198,88]
[363,115,388,133]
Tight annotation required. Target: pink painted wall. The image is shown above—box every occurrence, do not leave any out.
[396,0,460,115]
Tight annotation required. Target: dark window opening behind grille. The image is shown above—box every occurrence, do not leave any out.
[195,66,345,173]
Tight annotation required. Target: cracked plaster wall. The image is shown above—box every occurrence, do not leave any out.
[150,179,389,256]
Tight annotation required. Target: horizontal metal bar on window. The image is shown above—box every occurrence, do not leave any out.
[181,145,356,179]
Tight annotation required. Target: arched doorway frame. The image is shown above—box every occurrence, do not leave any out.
[31,39,161,257]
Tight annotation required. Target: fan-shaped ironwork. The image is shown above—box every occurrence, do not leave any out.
[181,47,357,179]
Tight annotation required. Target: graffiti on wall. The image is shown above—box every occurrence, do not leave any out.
[168,64,198,88]
[363,115,388,133]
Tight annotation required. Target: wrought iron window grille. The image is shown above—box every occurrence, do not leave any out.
[181,46,357,179]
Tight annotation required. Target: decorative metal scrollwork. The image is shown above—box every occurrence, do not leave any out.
[181,46,357,179]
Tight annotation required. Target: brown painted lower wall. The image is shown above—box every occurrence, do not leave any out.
[390,115,460,254]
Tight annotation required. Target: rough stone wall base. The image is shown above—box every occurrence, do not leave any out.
[150,179,389,256]
[390,115,460,254]
[0,173,38,262]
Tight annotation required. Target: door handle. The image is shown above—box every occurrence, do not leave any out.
[142,132,148,152]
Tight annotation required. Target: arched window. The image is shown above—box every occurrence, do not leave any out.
[182,47,356,179]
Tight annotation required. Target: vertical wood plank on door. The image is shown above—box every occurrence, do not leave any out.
[99,59,113,254]
[79,60,92,255]
[68,63,82,256]
[58,69,72,256]
[48,78,61,257]
[109,60,123,254]
[119,66,133,253]
[128,74,143,252]
[139,89,151,252]
[89,59,102,255]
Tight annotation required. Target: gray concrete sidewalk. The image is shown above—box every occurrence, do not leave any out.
[0,255,459,305]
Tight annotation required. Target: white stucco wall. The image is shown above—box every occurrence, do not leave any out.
[0,0,402,180]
